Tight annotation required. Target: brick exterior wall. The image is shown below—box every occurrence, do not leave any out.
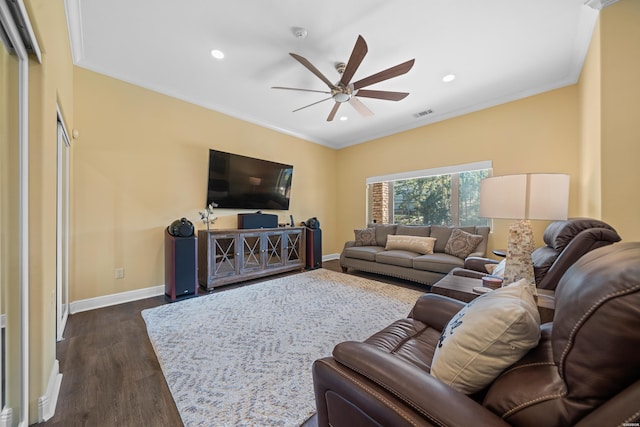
[371,182,389,224]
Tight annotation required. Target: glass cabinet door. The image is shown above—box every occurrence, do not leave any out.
[240,233,262,273]
[284,229,303,265]
[264,231,284,268]
[211,234,238,278]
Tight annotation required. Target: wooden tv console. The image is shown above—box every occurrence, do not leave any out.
[198,227,306,290]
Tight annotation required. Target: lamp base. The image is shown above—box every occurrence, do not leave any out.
[503,219,536,293]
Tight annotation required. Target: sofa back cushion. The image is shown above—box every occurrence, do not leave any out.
[543,217,617,252]
[364,224,489,257]
[396,225,431,237]
[369,224,397,247]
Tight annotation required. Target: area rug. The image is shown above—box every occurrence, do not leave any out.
[141,268,423,427]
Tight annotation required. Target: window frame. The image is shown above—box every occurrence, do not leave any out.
[366,161,493,226]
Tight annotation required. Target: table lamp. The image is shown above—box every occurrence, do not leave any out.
[480,174,570,289]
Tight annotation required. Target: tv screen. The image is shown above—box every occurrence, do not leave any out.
[206,149,293,210]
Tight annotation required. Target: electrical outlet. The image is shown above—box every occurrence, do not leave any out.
[115,267,125,279]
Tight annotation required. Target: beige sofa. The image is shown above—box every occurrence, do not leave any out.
[340,224,490,286]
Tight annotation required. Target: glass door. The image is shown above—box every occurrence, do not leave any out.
[56,118,70,341]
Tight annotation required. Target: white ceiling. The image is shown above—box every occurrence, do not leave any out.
[64,0,599,149]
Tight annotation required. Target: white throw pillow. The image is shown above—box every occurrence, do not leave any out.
[430,279,541,394]
[490,259,506,277]
[385,235,437,255]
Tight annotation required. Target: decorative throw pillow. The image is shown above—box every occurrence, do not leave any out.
[385,235,437,255]
[354,228,377,246]
[444,228,484,259]
[430,279,541,394]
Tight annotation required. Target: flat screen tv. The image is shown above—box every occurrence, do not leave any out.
[206,149,293,210]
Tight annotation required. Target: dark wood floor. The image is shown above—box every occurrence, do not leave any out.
[34,260,426,427]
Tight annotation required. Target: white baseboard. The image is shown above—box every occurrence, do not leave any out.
[0,407,12,427]
[38,360,63,422]
[70,258,339,315]
[322,253,339,261]
[70,285,165,314]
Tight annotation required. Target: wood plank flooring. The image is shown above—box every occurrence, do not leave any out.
[34,260,426,427]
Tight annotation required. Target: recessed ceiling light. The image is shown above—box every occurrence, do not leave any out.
[339,116,348,121]
[442,73,456,83]
[210,49,225,60]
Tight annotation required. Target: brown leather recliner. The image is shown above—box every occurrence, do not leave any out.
[312,242,640,427]
[451,217,621,290]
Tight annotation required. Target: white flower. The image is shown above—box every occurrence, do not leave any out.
[199,202,219,229]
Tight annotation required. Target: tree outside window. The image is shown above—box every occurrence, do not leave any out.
[368,169,490,227]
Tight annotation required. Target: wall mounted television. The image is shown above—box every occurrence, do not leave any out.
[206,149,293,210]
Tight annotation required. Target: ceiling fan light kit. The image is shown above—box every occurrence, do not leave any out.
[273,35,415,122]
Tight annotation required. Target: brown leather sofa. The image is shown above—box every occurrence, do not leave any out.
[451,217,621,290]
[313,242,640,427]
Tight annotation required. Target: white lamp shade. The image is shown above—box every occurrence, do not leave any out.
[480,174,570,220]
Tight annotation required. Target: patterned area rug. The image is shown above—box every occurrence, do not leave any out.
[142,268,423,426]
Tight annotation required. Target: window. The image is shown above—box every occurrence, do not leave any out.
[366,161,492,227]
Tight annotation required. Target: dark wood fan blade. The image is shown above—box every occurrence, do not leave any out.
[340,35,368,86]
[355,89,409,101]
[289,53,335,88]
[272,86,331,94]
[349,97,374,117]
[327,102,341,121]
[293,96,333,112]
[353,59,415,90]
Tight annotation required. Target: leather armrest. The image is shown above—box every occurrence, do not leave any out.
[464,256,497,271]
[332,342,510,427]
[409,293,465,329]
[450,268,489,280]
[340,241,356,265]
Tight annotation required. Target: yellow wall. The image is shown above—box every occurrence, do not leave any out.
[25,0,75,422]
[599,0,640,241]
[19,0,640,423]
[578,20,602,218]
[72,68,338,301]
[337,86,581,255]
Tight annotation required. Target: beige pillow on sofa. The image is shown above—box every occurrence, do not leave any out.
[385,235,437,255]
[430,279,541,394]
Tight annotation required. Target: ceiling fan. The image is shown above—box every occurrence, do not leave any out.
[273,35,415,122]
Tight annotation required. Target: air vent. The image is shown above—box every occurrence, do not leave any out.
[414,109,433,118]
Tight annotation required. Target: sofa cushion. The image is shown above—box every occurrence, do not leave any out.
[430,279,541,394]
[413,253,464,274]
[354,227,377,246]
[396,225,431,237]
[372,224,398,247]
[375,250,417,268]
[385,235,436,255]
[343,246,386,262]
[444,229,484,259]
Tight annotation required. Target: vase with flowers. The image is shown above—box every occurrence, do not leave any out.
[199,202,218,232]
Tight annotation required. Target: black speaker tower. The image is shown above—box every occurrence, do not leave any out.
[164,229,198,301]
[306,227,322,269]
